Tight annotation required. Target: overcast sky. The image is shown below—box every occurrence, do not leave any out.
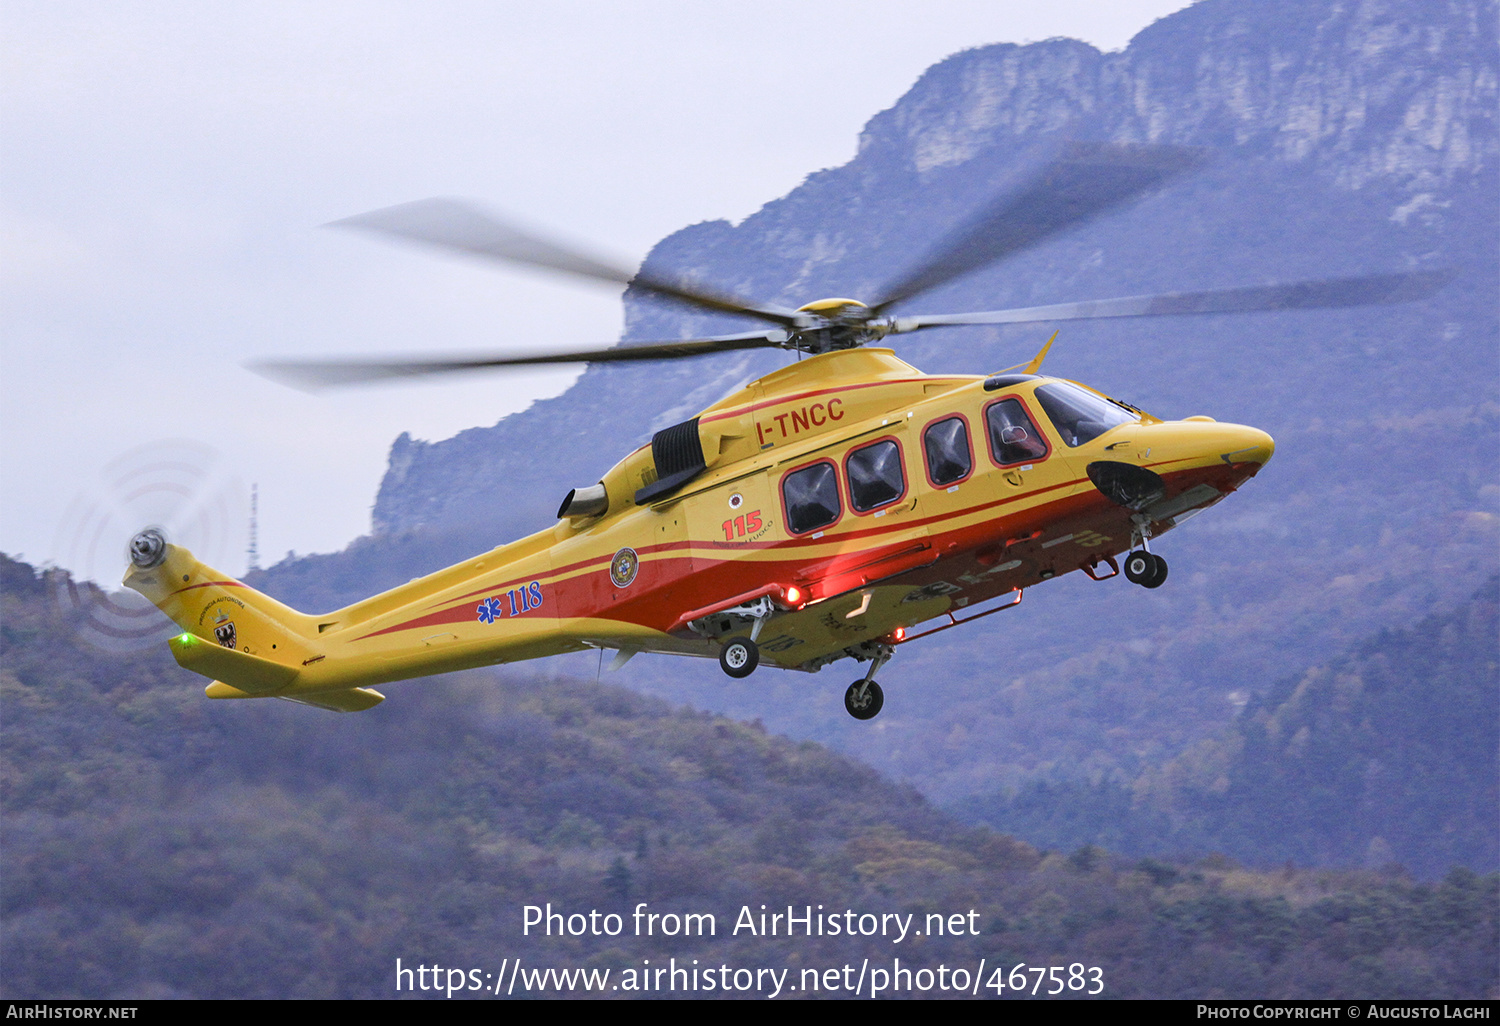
[1,1,1195,583]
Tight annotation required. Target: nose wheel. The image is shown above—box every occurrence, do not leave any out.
[1124,549,1168,589]
[844,680,884,720]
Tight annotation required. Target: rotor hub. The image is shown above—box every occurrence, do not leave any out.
[795,297,868,316]
[790,298,884,354]
[128,528,168,569]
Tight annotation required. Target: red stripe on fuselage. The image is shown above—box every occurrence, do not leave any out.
[170,580,248,596]
[353,603,481,640]
[425,475,1081,617]
[356,461,1250,643]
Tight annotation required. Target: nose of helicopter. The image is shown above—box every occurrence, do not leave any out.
[1108,418,1275,476]
[1084,419,1275,512]
[1160,419,1275,480]
[1211,422,1275,470]
[1099,417,1274,468]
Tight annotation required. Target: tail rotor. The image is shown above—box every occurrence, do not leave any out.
[51,442,246,651]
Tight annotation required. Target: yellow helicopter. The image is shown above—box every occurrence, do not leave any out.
[123,143,1446,719]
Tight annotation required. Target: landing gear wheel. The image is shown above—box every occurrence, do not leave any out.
[1124,549,1154,585]
[719,636,759,678]
[844,680,884,720]
[1142,553,1168,589]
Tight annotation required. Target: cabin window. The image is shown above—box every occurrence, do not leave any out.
[1034,381,1137,447]
[923,417,972,486]
[846,439,905,512]
[782,461,841,535]
[985,398,1049,466]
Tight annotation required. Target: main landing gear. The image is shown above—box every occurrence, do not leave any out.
[719,636,759,678]
[844,643,892,721]
[712,595,776,679]
[1123,549,1168,589]
[712,603,895,721]
[844,680,884,720]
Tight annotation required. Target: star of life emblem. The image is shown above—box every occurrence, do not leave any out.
[610,547,639,588]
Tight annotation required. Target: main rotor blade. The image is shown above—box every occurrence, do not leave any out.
[887,269,1454,333]
[330,198,802,327]
[253,330,790,390]
[870,142,1207,314]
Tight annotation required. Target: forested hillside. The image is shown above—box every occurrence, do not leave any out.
[953,578,1499,877]
[2,556,1496,999]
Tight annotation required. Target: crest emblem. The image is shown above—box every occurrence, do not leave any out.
[212,613,237,649]
[609,547,639,588]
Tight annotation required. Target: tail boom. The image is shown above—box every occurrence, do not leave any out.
[122,538,589,710]
[123,542,384,709]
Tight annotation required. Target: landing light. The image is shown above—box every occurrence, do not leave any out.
[784,585,803,606]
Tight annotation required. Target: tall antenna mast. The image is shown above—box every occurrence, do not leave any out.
[247,483,260,572]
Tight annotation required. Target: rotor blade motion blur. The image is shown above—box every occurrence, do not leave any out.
[870,142,1208,313]
[330,198,801,326]
[278,152,1449,389]
[254,330,791,390]
[887,269,1454,333]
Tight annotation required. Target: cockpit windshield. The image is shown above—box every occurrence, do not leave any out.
[1034,381,1138,447]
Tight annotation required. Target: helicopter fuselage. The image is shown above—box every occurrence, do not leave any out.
[125,347,1272,713]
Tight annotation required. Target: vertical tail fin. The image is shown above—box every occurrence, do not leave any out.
[122,530,321,694]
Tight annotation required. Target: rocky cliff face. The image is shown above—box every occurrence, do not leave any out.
[265,0,1497,811]
[871,0,1494,192]
[372,0,1495,541]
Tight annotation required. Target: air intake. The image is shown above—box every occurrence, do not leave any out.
[635,418,706,505]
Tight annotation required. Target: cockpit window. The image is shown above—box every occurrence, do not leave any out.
[1034,382,1138,447]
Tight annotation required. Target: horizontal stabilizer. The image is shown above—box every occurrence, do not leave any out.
[170,634,299,694]
[277,688,386,713]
